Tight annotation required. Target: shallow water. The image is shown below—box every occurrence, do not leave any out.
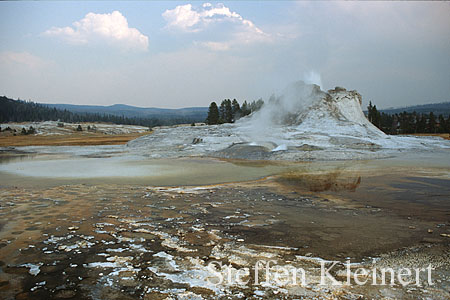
[0,155,285,187]
[1,146,449,187]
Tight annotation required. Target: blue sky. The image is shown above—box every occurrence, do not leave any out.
[1,1,449,109]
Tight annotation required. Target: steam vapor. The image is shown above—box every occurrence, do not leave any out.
[303,70,322,90]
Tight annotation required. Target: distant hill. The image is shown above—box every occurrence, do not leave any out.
[0,96,207,126]
[378,102,450,116]
[44,103,208,121]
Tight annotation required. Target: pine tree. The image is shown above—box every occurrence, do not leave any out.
[391,114,399,134]
[428,112,436,133]
[205,102,220,125]
[367,101,381,129]
[438,114,445,133]
[241,101,251,116]
[417,114,426,133]
[447,115,450,133]
[249,99,264,113]
[224,99,233,123]
[231,99,241,121]
[367,101,374,122]
[219,100,226,123]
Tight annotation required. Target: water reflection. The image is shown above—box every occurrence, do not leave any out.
[276,169,362,192]
[0,153,37,164]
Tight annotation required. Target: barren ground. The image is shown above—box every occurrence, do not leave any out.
[0,132,149,147]
[0,121,151,146]
[407,133,450,140]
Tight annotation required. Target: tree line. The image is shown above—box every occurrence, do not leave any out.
[4,94,448,135]
[0,96,202,128]
[367,101,450,134]
[205,98,264,125]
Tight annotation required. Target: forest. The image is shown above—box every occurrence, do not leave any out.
[0,96,202,128]
[205,98,264,125]
[367,102,450,134]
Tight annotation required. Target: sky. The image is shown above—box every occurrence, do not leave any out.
[0,1,449,109]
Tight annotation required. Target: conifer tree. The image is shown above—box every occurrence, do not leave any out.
[224,99,233,123]
[205,102,220,125]
[428,112,436,133]
[241,101,251,116]
[231,99,241,121]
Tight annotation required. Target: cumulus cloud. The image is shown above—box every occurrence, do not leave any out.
[162,2,269,50]
[43,11,149,51]
[162,4,201,32]
[163,2,263,33]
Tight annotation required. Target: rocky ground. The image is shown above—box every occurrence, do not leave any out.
[0,121,150,147]
[0,121,150,136]
[0,173,449,299]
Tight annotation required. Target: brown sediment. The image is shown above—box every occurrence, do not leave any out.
[275,170,362,192]
[264,168,450,222]
[400,133,450,140]
[0,132,149,147]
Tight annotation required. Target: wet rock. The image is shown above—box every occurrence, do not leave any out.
[30,281,46,292]
[330,137,381,150]
[192,138,203,144]
[214,143,272,160]
[296,144,323,151]
[19,263,43,276]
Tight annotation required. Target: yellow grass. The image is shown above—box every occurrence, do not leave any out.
[405,133,450,140]
[0,132,149,147]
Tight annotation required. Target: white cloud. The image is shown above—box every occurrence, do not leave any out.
[199,41,230,51]
[162,3,270,50]
[162,3,262,33]
[43,11,149,52]
[0,51,49,69]
[162,4,201,32]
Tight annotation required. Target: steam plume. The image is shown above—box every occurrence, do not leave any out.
[303,70,322,90]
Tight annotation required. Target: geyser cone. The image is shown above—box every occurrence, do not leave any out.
[128,81,450,161]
